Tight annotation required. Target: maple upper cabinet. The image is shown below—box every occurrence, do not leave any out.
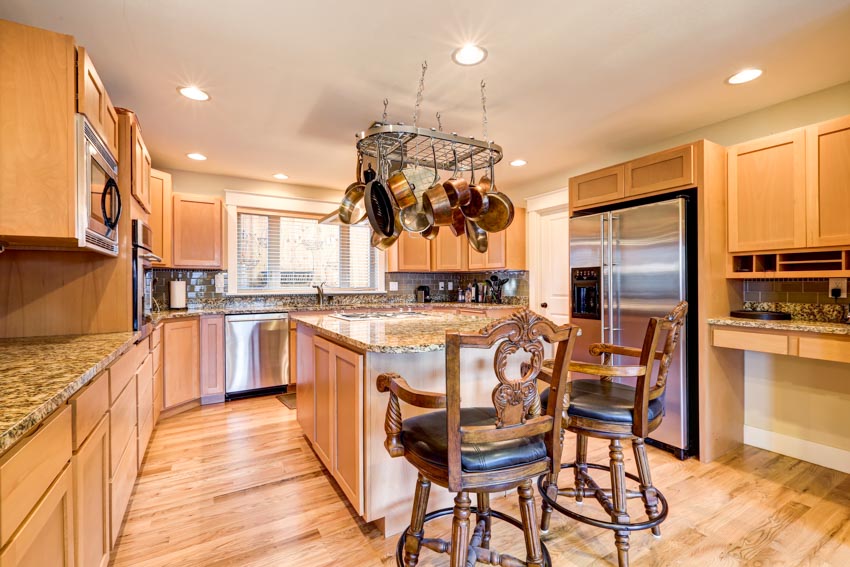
[149,169,173,267]
[806,115,850,248]
[117,109,153,217]
[625,144,694,197]
[467,207,526,270]
[172,193,223,268]
[569,165,625,209]
[388,231,432,272]
[163,318,201,409]
[432,228,467,271]
[727,129,807,252]
[77,46,119,160]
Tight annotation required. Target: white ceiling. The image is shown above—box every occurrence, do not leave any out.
[4,0,850,198]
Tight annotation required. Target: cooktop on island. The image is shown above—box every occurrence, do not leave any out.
[329,311,430,321]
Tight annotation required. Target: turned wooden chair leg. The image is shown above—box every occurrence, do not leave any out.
[540,470,555,533]
[518,479,545,567]
[403,473,432,567]
[633,438,661,537]
[475,492,492,549]
[609,439,630,567]
[575,433,588,504]
[450,492,472,567]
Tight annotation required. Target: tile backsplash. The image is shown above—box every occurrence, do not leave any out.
[150,268,528,309]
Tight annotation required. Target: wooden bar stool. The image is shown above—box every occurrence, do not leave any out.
[536,301,688,567]
[376,309,579,567]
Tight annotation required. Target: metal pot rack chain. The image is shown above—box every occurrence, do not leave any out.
[356,122,503,173]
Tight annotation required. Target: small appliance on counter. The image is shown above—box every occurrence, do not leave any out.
[415,285,431,303]
[169,280,187,309]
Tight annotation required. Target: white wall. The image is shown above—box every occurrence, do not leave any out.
[163,169,344,204]
[517,80,850,202]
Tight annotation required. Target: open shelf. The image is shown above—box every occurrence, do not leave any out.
[728,247,850,278]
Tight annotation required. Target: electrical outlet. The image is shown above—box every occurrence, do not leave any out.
[214,273,225,293]
[448,282,453,291]
[389,281,399,291]
[829,278,847,299]
[439,281,445,291]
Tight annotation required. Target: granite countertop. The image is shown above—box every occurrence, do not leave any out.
[0,331,139,454]
[152,302,520,322]
[291,312,496,353]
[708,317,850,336]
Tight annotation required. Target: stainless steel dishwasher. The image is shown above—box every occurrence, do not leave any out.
[225,313,289,398]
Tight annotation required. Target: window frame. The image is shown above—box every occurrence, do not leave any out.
[225,193,386,296]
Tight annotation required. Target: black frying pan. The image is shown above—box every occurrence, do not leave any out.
[365,178,396,237]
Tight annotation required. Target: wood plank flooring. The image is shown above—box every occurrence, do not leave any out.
[111,396,850,566]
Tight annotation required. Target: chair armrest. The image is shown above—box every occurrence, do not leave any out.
[568,361,646,378]
[527,359,554,384]
[588,342,665,361]
[376,373,446,458]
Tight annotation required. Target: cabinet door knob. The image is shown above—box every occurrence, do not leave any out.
[540,302,548,308]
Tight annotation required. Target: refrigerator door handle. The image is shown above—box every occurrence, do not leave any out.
[608,213,617,345]
[600,215,607,351]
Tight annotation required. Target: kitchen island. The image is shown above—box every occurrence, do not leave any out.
[291,310,520,535]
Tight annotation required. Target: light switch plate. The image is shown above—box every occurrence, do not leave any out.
[829,278,847,298]
[389,281,399,291]
[214,273,225,293]
[439,281,445,290]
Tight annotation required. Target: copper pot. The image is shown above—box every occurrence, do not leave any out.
[387,170,417,209]
[421,224,440,240]
[449,207,466,237]
[423,184,454,226]
[460,185,489,220]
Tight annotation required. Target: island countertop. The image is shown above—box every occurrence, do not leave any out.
[291,312,495,353]
[0,331,139,454]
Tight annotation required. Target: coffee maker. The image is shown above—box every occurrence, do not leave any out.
[415,285,431,303]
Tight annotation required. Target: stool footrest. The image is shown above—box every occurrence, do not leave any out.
[538,462,668,533]
[395,507,552,567]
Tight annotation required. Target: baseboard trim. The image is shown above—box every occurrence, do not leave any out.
[743,425,850,474]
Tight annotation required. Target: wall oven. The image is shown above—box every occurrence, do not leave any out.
[77,114,121,256]
[132,220,161,333]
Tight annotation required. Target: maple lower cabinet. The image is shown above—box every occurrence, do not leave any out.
[727,129,807,252]
[200,315,226,403]
[72,416,110,567]
[149,169,173,267]
[806,115,850,247]
[309,336,364,514]
[172,194,223,268]
[467,208,526,270]
[163,318,201,409]
[570,165,625,209]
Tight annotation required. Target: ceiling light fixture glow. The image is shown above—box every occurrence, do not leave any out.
[452,44,488,66]
[178,86,210,101]
[273,173,289,180]
[726,68,763,85]
[510,159,527,167]
[186,153,207,161]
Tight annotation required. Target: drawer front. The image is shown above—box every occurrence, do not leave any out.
[110,427,138,546]
[151,324,162,349]
[712,328,790,355]
[109,339,148,404]
[798,336,850,364]
[152,341,162,374]
[138,414,153,469]
[137,353,153,401]
[153,366,163,424]
[137,369,153,434]
[69,370,109,451]
[0,405,72,548]
[109,375,137,477]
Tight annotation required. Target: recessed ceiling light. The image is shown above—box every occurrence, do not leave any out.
[273,173,289,180]
[452,44,488,66]
[186,153,207,161]
[726,68,763,85]
[178,86,210,101]
[510,159,527,167]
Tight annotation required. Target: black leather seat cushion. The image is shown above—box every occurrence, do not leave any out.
[540,380,663,424]
[401,408,547,473]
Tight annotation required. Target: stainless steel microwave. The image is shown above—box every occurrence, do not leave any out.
[76,113,121,256]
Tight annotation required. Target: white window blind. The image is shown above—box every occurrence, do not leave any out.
[235,210,381,294]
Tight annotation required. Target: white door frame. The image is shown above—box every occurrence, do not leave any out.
[525,188,570,315]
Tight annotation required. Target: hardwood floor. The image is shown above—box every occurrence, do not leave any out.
[111,396,850,566]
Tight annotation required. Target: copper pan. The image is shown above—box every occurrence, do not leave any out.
[465,219,488,253]
[423,183,454,226]
[459,155,489,220]
[476,157,515,233]
[421,224,440,240]
[442,148,470,207]
[449,207,466,237]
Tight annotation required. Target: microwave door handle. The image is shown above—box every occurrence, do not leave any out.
[102,178,122,230]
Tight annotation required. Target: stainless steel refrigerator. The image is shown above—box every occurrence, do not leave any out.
[569,197,692,458]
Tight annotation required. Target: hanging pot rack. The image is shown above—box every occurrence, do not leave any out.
[355,122,503,173]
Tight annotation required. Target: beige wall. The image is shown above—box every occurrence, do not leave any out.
[745,353,850,453]
[516,80,850,201]
[162,169,344,203]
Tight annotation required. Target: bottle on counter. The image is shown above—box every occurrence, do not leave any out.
[472,281,479,303]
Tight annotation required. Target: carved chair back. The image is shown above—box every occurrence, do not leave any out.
[444,309,579,490]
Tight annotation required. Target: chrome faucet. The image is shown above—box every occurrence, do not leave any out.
[312,282,326,307]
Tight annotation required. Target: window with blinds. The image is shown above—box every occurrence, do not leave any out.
[235,210,381,294]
